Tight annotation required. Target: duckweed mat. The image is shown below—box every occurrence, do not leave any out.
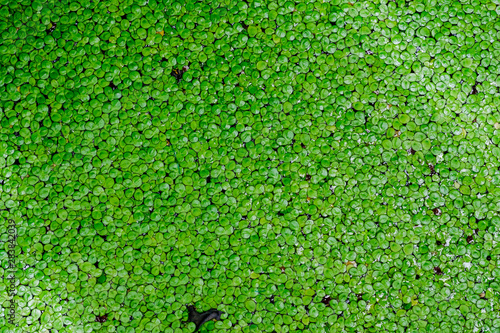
[2,0,500,332]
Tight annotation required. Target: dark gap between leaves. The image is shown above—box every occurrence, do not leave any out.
[321,295,332,306]
[185,305,223,333]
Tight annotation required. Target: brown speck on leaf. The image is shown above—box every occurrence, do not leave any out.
[280,266,285,273]
[166,140,170,146]
[394,130,401,137]
[433,208,441,216]
[95,314,108,323]
[346,261,357,267]
[156,30,164,36]
[434,266,443,275]
[480,292,485,298]
[408,148,416,155]
[305,174,311,181]
[301,143,306,149]
[321,295,332,306]
[429,164,436,175]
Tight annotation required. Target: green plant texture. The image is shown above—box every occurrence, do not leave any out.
[2,0,500,332]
